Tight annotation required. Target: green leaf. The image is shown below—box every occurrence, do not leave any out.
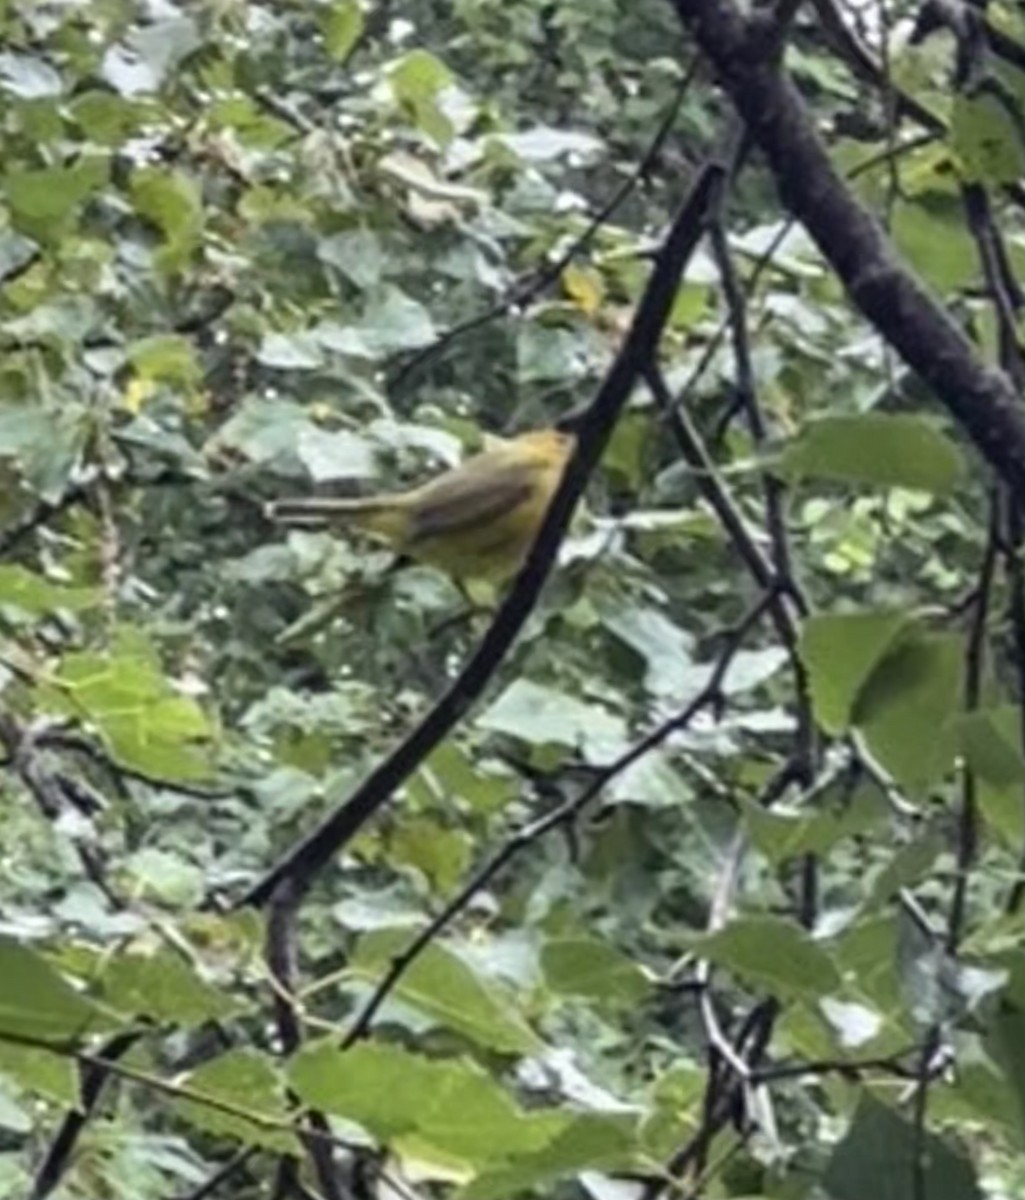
[0,403,90,500]
[782,414,963,494]
[824,1094,981,1200]
[123,849,206,908]
[479,679,628,760]
[6,157,109,237]
[740,783,887,865]
[517,325,591,384]
[209,397,311,463]
[0,230,38,278]
[103,17,200,94]
[892,197,980,292]
[318,228,385,289]
[461,1113,638,1200]
[799,610,911,734]
[68,90,147,144]
[0,565,99,616]
[599,604,695,695]
[0,1085,30,1134]
[290,1040,555,1160]
[0,937,112,1043]
[358,287,436,353]
[388,50,455,146]
[99,947,239,1026]
[952,90,1025,186]
[855,631,963,794]
[953,707,1025,845]
[321,0,365,61]
[130,168,203,272]
[541,937,649,1007]
[351,931,540,1054]
[0,1042,77,1108]
[413,744,517,815]
[388,817,473,895]
[692,916,841,1001]
[45,630,215,781]
[866,830,946,909]
[177,1049,297,1154]
[0,51,62,98]
[493,127,604,163]
[986,997,1025,1138]
[257,331,325,370]
[290,1040,437,1139]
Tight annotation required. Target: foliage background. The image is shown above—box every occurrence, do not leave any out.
[0,0,1022,1198]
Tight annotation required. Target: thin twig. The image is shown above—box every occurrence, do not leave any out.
[266,880,349,1200]
[947,493,999,953]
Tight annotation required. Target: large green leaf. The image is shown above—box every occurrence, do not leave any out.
[43,629,216,780]
[176,1049,297,1154]
[130,167,203,272]
[0,938,114,1043]
[799,610,911,734]
[782,414,963,493]
[541,937,649,1007]
[478,680,627,760]
[740,782,887,864]
[320,0,365,61]
[99,946,240,1026]
[350,931,539,1054]
[855,630,963,794]
[290,1040,556,1160]
[951,90,1025,186]
[0,565,98,616]
[387,49,456,145]
[692,916,841,1001]
[824,1094,981,1200]
[891,197,980,292]
[6,157,109,237]
[953,707,1025,845]
[461,1112,638,1199]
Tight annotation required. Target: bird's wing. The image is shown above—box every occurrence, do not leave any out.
[406,459,534,542]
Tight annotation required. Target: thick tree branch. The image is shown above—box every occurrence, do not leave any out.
[669,0,1025,501]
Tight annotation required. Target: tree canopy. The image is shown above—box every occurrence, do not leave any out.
[0,1,1022,1198]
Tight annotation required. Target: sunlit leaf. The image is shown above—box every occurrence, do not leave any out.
[320,0,365,61]
[177,1049,297,1154]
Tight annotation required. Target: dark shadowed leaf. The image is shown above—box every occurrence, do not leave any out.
[824,1094,981,1200]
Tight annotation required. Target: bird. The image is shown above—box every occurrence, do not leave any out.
[265,413,583,586]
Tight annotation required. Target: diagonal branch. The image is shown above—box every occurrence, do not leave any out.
[240,162,726,909]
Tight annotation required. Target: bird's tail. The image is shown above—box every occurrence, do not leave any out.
[265,496,407,541]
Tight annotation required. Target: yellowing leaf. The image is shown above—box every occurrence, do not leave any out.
[561,263,604,316]
[122,376,157,414]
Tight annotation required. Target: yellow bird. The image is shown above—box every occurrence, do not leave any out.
[265,417,581,585]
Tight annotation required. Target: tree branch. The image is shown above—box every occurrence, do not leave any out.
[669,0,1025,500]
[240,162,726,909]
